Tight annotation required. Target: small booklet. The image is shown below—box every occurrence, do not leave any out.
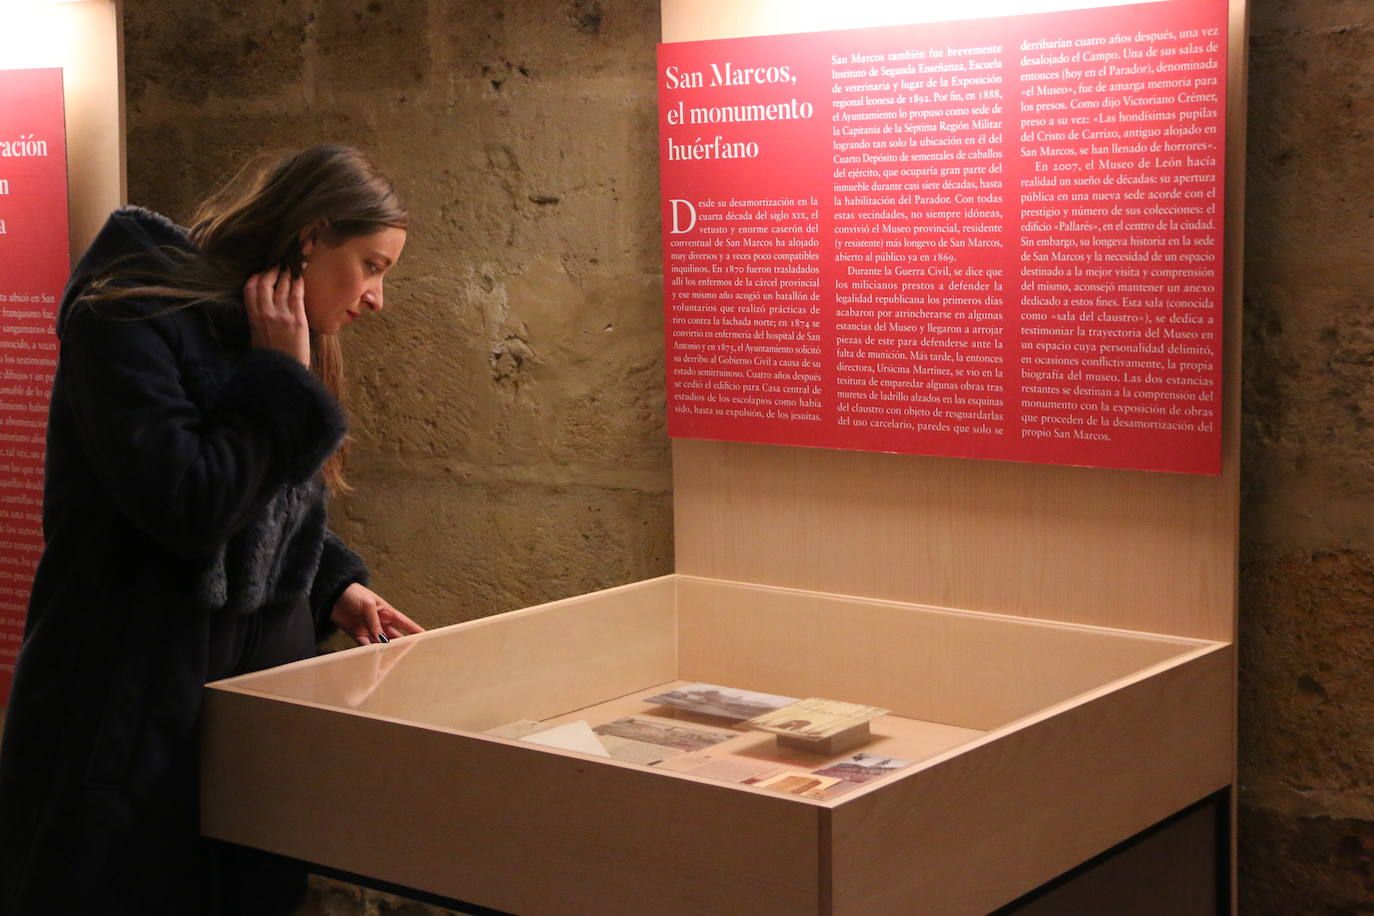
[744,697,890,740]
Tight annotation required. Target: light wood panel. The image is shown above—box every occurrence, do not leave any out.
[215,576,678,733]
[827,643,1233,914]
[202,587,1231,914]
[674,441,1237,639]
[201,690,825,916]
[675,576,1209,729]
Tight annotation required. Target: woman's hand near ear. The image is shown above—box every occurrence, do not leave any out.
[244,267,310,367]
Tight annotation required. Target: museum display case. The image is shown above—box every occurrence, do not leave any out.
[204,573,1230,914]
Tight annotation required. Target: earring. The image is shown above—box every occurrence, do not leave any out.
[300,259,309,272]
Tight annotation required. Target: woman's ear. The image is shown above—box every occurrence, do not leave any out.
[298,220,326,256]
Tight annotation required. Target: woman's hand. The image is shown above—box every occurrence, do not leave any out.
[244,266,310,367]
[330,582,425,645]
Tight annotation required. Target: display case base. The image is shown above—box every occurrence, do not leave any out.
[202,574,1232,916]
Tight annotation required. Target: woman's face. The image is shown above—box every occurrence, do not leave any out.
[301,226,407,335]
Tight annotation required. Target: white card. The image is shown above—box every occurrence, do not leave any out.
[520,720,612,758]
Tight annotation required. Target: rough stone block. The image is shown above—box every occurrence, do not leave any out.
[122,122,190,218]
[342,256,666,477]
[1239,807,1374,915]
[1242,21,1374,553]
[1245,25,1374,280]
[127,111,376,227]
[438,0,657,88]
[123,0,309,107]
[1241,281,1374,550]
[316,0,432,93]
[332,471,673,626]
[341,272,487,461]
[1239,549,1374,799]
[1251,0,1373,34]
[362,87,656,274]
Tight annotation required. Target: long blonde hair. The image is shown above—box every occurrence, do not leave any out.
[83,144,409,492]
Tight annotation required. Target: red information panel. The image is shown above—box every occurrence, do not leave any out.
[0,68,68,702]
[659,0,1226,474]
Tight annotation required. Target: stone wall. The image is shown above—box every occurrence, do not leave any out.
[117,0,1374,912]
[1239,1,1374,911]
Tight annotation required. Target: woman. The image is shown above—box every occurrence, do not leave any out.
[0,145,424,914]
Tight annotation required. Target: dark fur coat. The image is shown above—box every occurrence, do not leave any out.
[0,208,369,914]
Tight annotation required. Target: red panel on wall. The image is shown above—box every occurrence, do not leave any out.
[659,0,1226,474]
[0,68,68,702]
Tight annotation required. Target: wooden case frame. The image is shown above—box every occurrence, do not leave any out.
[203,1,1245,913]
[204,575,1231,915]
